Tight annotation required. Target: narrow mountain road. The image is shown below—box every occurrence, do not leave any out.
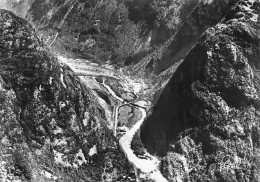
[101,79,124,102]
[57,55,119,79]
[102,78,168,182]
[58,55,168,182]
[119,107,168,182]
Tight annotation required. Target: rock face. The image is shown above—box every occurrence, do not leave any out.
[141,0,260,181]
[150,0,239,74]
[2,0,241,85]
[25,0,156,66]
[25,0,238,74]
[1,0,260,181]
[0,10,132,181]
[0,0,34,18]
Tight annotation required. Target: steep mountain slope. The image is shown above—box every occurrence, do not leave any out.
[128,0,239,75]
[20,0,243,108]
[1,0,260,182]
[141,0,260,181]
[0,9,133,181]
[0,0,34,18]
[25,0,151,66]
[25,0,239,77]
[1,0,241,102]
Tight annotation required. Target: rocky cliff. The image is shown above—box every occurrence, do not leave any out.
[141,0,260,181]
[1,0,242,91]
[0,9,133,181]
[1,0,260,182]
[0,0,34,18]
[24,0,240,79]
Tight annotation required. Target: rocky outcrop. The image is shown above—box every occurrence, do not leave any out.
[0,9,133,181]
[1,0,260,181]
[151,0,239,74]
[128,0,240,90]
[141,0,260,181]
[0,0,34,18]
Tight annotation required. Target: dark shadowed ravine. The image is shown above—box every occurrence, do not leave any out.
[0,0,260,182]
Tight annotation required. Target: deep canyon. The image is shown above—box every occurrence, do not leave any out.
[0,0,260,182]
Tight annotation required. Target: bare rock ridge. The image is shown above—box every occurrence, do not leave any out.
[0,0,260,181]
[0,9,132,181]
[141,0,260,181]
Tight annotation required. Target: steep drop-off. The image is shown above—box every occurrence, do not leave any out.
[25,0,238,75]
[1,0,260,181]
[0,9,133,181]
[2,0,242,94]
[141,0,260,181]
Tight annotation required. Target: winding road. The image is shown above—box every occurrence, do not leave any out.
[119,107,168,182]
[101,78,168,182]
[58,55,168,182]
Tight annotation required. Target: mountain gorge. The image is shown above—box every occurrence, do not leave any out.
[0,0,260,181]
[142,0,260,181]
[25,0,239,74]
[0,9,133,181]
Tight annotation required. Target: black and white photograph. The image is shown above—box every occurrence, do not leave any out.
[0,0,259,181]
